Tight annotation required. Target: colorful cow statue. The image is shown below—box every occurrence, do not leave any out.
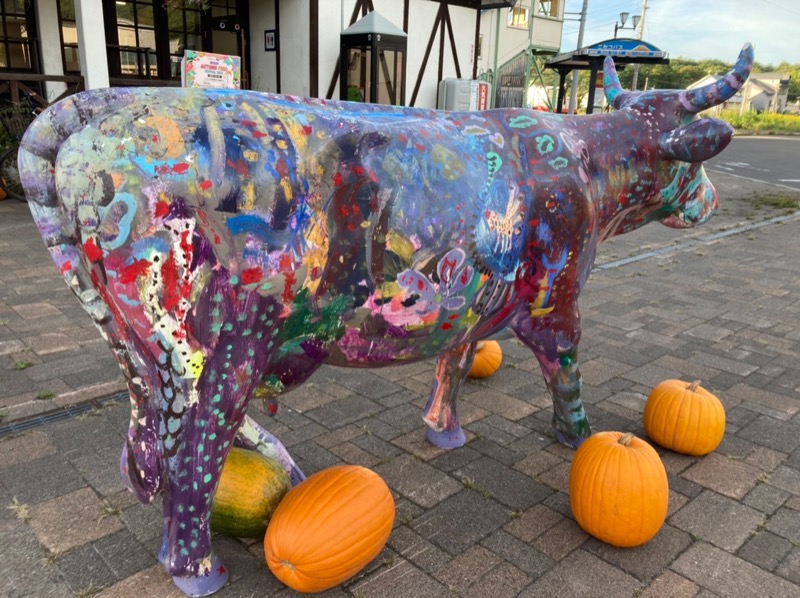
[19,44,752,595]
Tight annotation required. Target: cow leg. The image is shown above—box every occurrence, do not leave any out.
[512,316,590,448]
[423,341,477,448]
[235,415,306,486]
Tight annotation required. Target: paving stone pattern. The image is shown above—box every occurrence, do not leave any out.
[1,174,799,596]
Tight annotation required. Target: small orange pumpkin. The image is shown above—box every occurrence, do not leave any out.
[264,465,395,593]
[644,379,726,456]
[570,431,668,548]
[468,340,502,379]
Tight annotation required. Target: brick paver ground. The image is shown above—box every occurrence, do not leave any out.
[1,170,799,597]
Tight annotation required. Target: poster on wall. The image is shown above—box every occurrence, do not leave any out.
[181,50,242,89]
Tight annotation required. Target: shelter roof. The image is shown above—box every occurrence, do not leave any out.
[547,38,670,72]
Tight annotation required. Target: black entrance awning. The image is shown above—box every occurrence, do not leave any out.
[546,38,670,114]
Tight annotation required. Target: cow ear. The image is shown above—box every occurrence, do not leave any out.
[659,118,734,163]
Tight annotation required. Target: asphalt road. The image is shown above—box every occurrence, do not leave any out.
[706,135,800,192]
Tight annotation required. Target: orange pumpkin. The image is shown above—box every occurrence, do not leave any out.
[644,379,726,456]
[468,340,502,379]
[264,465,395,593]
[570,431,668,547]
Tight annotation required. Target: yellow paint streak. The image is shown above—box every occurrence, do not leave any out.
[241,181,255,210]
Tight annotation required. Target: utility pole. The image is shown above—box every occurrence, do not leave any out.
[568,0,588,114]
[630,0,648,90]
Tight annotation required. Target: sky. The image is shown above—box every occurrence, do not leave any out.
[560,0,799,67]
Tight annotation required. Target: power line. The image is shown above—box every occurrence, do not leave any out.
[757,0,800,17]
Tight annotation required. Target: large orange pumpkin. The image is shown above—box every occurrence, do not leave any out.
[644,379,726,456]
[468,340,502,379]
[264,465,395,593]
[569,431,668,547]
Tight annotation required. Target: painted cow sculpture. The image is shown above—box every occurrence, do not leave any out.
[20,44,752,595]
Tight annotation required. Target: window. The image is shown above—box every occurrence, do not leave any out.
[115,0,157,77]
[60,0,80,73]
[537,0,560,19]
[1,0,34,70]
[507,6,529,30]
[167,6,204,78]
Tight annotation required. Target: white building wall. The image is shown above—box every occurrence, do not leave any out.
[247,0,477,108]
[249,0,278,92]
[477,2,563,78]
[34,0,66,101]
[277,0,312,97]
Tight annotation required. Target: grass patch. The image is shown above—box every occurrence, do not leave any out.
[718,110,800,134]
[7,497,31,522]
[12,361,33,370]
[750,194,800,211]
[36,391,56,401]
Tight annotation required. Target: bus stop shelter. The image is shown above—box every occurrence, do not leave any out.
[546,39,669,114]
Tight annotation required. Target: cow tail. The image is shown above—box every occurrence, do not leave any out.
[19,89,165,503]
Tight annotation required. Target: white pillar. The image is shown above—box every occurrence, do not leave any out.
[35,0,67,102]
[75,0,109,89]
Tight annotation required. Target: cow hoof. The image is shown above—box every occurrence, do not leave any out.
[427,426,466,448]
[172,556,229,597]
[555,429,586,449]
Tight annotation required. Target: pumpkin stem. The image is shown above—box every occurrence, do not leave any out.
[618,432,635,446]
[688,380,702,392]
[475,341,486,351]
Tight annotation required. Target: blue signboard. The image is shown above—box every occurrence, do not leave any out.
[585,39,667,59]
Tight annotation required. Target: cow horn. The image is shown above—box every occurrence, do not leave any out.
[680,43,754,113]
[603,56,628,109]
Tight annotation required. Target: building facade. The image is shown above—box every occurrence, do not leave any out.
[1,0,564,110]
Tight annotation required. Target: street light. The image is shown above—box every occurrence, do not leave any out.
[614,12,641,38]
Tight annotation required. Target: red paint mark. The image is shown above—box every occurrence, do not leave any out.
[199,180,213,191]
[213,234,221,245]
[217,564,227,575]
[415,143,426,153]
[333,172,343,186]
[241,267,263,285]
[339,204,349,217]
[60,260,72,274]
[241,120,257,128]
[162,251,180,312]
[267,402,279,416]
[417,279,425,291]
[398,133,408,143]
[152,135,159,143]
[448,313,459,320]
[227,159,250,178]
[155,201,171,218]
[440,322,452,330]
[120,259,151,284]
[253,131,268,139]
[368,169,378,182]
[353,166,365,176]
[279,254,293,270]
[172,163,190,175]
[302,125,312,135]
[84,238,103,263]
[282,271,296,303]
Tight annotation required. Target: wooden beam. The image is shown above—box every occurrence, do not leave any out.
[443,5,461,79]
[326,0,367,99]
[472,6,481,79]
[310,0,318,97]
[409,4,444,106]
